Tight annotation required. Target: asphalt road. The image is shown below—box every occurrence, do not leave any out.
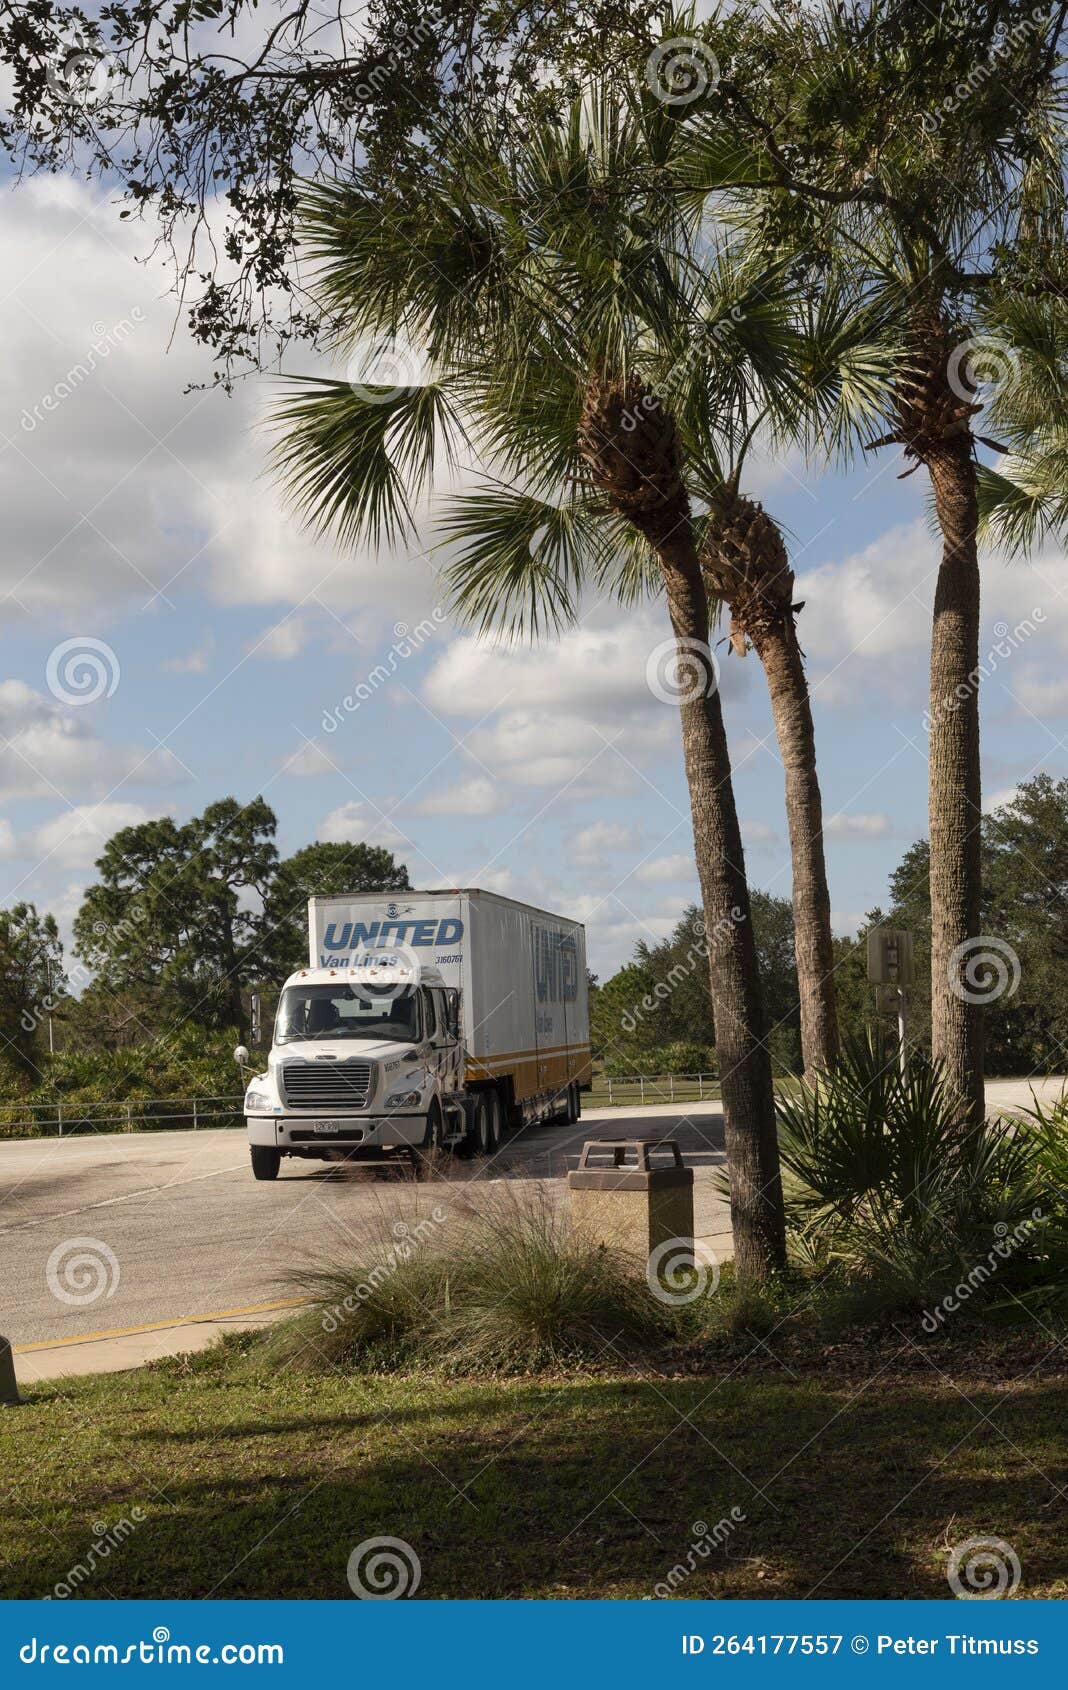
[4,1077,1059,1351]
[1,1102,728,1346]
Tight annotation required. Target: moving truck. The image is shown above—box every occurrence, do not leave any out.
[243,888,591,1179]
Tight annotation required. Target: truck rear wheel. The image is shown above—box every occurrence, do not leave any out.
[476,1091,502,1156]
[250,1145,281,1181]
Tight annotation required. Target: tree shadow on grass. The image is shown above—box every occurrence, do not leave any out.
[4,1373,1067,1601]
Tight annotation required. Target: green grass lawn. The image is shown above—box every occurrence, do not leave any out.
[3,1335,1067,1600]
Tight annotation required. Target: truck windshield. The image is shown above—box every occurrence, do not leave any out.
[275,984,421,1045]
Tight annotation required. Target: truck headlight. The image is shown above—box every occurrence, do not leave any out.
[245,1088,273,1112]
[384,1089,423,1108]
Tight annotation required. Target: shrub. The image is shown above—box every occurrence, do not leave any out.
[774,1034,1054,1322]
[270,1185,669,1375]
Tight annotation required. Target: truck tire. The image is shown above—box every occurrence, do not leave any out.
[476,1091,502,1156]
[250,1145,281,1181]
[422,1099,445,1152]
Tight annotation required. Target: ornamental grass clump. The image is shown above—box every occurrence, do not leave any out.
[271,1183,668,1375]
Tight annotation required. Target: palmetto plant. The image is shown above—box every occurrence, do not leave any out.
[270,83,808,1273]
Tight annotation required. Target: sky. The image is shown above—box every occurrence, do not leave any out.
[2,175,1068,982]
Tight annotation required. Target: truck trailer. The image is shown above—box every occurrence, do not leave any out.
[244,888,591,1179]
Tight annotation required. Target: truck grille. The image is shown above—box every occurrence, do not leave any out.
[280,1060,374,1110]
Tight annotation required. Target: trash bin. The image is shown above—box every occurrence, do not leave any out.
[567,1139,694,1263]
[1,1335,22,1406]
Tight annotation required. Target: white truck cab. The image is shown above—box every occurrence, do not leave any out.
[244,959,470,1179]
[244,887,591,1180]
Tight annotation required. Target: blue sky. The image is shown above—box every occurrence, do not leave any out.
[2,177,1066,980]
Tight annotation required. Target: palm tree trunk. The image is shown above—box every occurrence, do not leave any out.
[701,491,838,1078]
[659,545,787,1276]
[752,618,838,1077]
[578,378,786,1276]
[927,445,985,1124]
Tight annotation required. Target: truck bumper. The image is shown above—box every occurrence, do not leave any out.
[246,1114,427,1151]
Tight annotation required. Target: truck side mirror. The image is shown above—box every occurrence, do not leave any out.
[233,1044,250,1069]
[445,990,461,1039]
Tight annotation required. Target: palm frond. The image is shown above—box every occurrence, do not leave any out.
[268,377,463,550]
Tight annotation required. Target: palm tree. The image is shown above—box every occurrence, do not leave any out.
[270,86,791,1275]
[698,0,1068,1122]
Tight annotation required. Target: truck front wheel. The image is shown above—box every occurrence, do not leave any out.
[250,1145,281,1181]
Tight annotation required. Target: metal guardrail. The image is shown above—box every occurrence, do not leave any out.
[589,1072,719,1105]
[0,1095,245,1138]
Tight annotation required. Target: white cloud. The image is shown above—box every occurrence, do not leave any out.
[251,614,315,660]
[742,819,779,847]
[318,801,410,850]
[281,741,336,778]
[0,819,15,858]
[163,635,214,674]
[416,777,502,817]
[1012,671,1068,719]
[825,811,892,839]
[570,820,644,865]
[984,784,1022,814]
[634,853,696,884]
[28,801,160,868]
[0,681,186,800]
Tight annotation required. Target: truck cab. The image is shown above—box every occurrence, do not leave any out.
[243,959,481,1179]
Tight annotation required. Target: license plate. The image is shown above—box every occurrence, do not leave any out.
[314,1119,341,1134]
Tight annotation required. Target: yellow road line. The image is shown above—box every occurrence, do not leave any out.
[14,1296,312,1353]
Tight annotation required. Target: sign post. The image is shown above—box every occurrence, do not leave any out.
[867,929,914,1078]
